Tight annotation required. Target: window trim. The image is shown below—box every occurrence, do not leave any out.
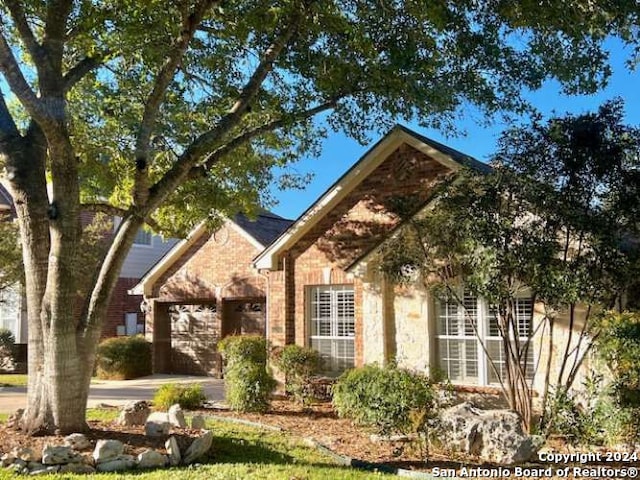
[306,284,355,373]
[436,290,535,387]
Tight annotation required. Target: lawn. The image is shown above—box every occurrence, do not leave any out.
[0,410,392,479]
[0,374,28,387]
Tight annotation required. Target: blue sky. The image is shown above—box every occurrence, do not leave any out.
[270,38,640,221]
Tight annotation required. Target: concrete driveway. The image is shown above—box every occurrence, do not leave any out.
[0,374,224,414]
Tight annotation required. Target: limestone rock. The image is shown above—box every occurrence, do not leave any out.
[168,404,186,428]
[42,445,79,465]
[183,430,213,465]
[1,453,16,467]
[145,412,171,437]
[117,401,151,427]
[95,455,136,472]
[137,449,167,469]
[190,415,206,430]
[64,433,91,451]
[92,439,125,464]
[437,402,543,465]
[28,464,60,475]
[12,446,38,462]
[6,409,24,429]
[165,436,181,466]
[10,458,27,472]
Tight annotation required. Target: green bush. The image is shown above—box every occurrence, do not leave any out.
[332,363,436,435]
[0,328,15,371]
[545,371,640,446]
[272,344,321,406]
[219,335,269,366]
[153,382,207,410]
[218,335,275,412]
[590,311,640,445]
[95,335,152,380]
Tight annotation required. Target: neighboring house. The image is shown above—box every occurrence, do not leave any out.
[134,125,592,394]
[0,181,178,346]
[0,183,27,345]
[130,211,294,376]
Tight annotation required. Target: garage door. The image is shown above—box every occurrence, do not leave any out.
[168,303,222,376]
[222,300,266,337]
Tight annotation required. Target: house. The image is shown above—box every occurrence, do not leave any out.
[134,125,591,393]
[0,181,179,351]
[130,211,293,376]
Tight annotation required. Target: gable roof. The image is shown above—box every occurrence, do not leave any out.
[130,210,293,296]
[233,211,295,247]
[253,124,488,270]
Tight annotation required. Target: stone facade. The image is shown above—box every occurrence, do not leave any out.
[134,126,599,398]
[265,144,453,369]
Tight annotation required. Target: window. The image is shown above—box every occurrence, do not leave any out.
[436,290,534,386]
[133,228,152,246]
[308,285,355,373]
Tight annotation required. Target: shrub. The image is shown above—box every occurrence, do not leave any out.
[590,311,640,444]
[153,382,207,410]
[332,363,436,435]
[0,328,15,372]
[218,335,275,412]
[218,335,269,366]
[272,344,321,406]
[95,335,152,380]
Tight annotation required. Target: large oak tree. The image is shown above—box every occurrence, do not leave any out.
[0,0,637,434]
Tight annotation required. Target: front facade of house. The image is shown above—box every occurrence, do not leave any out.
[132,212,293,376]
[136,126,590,393]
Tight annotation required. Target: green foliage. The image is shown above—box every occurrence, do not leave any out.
[218,335,269,366]
[0,328,15,372]
[379,100,640,433]
[272,344,322,406]
[219,335,275,413]
[153,383,207,410]
[544,374,640,446]
[95,335,152,380]
[592,311,640,408]
[332,363,436,435]
[588,311,640,444]
[224,361,277,414]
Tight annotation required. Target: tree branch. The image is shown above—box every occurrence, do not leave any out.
[187,99,337,180]
[142,2,308,212]
[0,89,20,142]
[3,0,43,65]
[133,0,217,207]
[81,203,160,230]
[42,0,73,73]
[0,30,51,128]
[63,55,104,93]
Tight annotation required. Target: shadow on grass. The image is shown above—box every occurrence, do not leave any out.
[211,435,297,465]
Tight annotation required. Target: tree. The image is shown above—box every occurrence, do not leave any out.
[379,100,640,432]
[0,1,637,434]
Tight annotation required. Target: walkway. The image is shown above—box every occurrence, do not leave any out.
[0,374,225,414]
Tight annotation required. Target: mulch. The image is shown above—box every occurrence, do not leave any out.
[1,399,637,478]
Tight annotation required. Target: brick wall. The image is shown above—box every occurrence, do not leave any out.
[152,223,265,302]
[267,144,454,368]
[102,277,144,338]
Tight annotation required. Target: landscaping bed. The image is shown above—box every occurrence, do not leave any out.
[1,400,638,479]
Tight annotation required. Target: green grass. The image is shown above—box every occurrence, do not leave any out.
[0,374,28,387]
[0,412,394,479]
